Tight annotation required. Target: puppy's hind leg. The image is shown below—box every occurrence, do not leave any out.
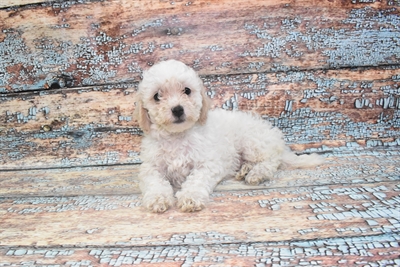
[238,140,284,185]
[244,159,281,185]
[235,162,254,181]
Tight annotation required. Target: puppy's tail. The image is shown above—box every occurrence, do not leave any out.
[280,149,324,170]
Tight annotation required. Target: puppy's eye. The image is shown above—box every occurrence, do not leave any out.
[184,87,191,95]
[153,93,160,102]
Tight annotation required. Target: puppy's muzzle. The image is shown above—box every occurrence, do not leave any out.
[171,105,185,123]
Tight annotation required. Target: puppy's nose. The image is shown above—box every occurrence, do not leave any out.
[171,105,184,118]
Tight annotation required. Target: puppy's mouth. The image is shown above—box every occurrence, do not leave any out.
[173,118,186,124]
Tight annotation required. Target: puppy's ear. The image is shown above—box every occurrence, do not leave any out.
[135,100,152,134]
[199,87,211,125]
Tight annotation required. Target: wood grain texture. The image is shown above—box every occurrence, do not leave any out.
[1,180,399,247]
[0,0,47,8]
[1,67,399,170]
[1,233,399,266]
[1,238,400,267]
[0,0,399,91]
[1,148,399,197]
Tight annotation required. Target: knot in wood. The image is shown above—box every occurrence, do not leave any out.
[42,125,52,132]
[167,27,182,35]
[44,73,74,89]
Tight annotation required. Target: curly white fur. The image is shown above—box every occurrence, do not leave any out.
[135,60,323,213]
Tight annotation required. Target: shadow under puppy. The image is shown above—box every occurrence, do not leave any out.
[135,60,323,213]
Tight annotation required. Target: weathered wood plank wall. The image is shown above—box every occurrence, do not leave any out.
[1,0,399,90]
[1,1,400,266]
[1,0,399,170]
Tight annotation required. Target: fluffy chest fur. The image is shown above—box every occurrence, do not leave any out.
[142,130,205,188]
[160,138,195,188]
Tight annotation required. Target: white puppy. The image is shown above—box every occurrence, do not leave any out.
[135,60,323,213]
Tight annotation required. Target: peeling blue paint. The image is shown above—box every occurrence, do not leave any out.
[242,7,400,68]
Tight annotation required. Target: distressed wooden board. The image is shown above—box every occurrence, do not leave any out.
[0,180,399,247]
[0,0,399,91]
[0,0,46,8]
[3,0,400,8]
[0,148,399,198]
[2,67,400,132]
[0,84,138,133]
[0,130,142,170]
[1,67,399,170]
[0,233,399,266]
[0,164,141,198]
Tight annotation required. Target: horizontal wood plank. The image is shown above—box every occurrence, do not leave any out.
[1,0,399,91]
[0,165,141,198]
[1,67,399,170]
[0,149,399,197]
[1,180,399,247]
[1,233,399,266]
[0,0,44,8]
[2,67,400,132]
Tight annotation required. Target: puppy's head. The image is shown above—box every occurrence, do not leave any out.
[135,60,211,134]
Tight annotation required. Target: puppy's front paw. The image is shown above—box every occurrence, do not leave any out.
[176,191,207,212]
[142,193,174,213]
